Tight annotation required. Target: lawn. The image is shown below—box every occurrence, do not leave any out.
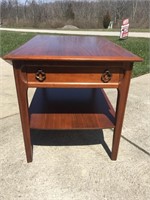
[0,30,149,77]
[107,36,149,77]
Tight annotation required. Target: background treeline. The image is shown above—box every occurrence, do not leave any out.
[0,0,149,29]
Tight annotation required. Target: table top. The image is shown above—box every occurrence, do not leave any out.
[4,35,142,62]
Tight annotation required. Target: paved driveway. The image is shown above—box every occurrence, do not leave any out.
[0,58,150,200]
[0,27,150,38]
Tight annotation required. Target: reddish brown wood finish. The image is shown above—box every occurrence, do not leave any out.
[3,35,143,162]
[13,62,33,162]
[4,35,143,62]
[26,66,123,88]
[111,63,133,160]
[29,88,115,130]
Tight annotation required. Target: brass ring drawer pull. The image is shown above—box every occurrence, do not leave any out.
[101,70,112,83]
[35,69,46,82]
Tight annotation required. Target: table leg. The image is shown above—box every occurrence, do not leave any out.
[111,65,132,160]
[13,66,32,162]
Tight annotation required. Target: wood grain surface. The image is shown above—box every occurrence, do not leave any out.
[29,88,115,130]
[4,35,143,62]
[6,35,143,162]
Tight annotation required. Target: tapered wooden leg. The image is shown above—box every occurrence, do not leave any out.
[111,64,133,160]
[13,64,32,162]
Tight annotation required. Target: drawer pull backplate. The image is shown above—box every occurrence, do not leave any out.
[35,69,46,82]
[101,70,112,83]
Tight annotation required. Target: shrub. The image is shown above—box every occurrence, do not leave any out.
[103,11,111,29]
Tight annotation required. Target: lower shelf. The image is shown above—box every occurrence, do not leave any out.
[29,88,115,130]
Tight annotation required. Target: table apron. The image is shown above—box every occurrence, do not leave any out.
[26,66,125,88]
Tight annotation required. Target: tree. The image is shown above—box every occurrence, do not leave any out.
[65,3,74,20]
[0,0,7,24]
[103,11,111,29]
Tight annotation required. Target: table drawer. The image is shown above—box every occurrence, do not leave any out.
[26,66,124,87]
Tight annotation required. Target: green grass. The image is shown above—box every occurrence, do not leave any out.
[0,30,149,77]
[0,31,36,56]
[107,36,150,77]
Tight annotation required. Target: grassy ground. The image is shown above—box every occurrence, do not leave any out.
[0,31,36,56]
[107,36,149,77]
[0,30,149,77]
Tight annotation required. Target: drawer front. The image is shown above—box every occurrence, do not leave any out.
[26,66,124,87]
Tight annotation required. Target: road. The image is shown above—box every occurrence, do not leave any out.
[0,27,150,38]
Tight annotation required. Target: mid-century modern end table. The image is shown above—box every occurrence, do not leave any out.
[4,35,143,162]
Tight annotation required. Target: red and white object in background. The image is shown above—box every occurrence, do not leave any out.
[120,18,129,39]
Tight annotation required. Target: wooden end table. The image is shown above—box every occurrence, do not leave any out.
[4,35,143,162]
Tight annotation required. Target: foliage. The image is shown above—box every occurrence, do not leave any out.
[65,3,75,20]
[103,11,111,29]
[0,0,149,29]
